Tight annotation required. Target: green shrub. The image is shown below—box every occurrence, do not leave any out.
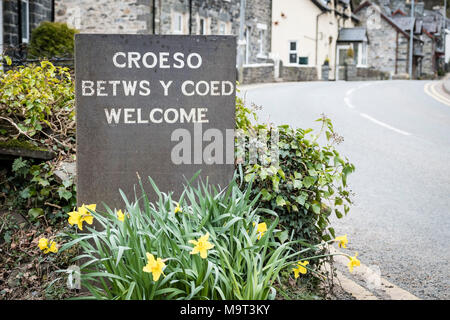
[0,60,75,146]
[28,22,78,59]
[236,96,355,245]
[59,175,336,300]
[1,157,76,226]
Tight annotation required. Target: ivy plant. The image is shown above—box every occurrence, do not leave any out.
[236,95,355,244]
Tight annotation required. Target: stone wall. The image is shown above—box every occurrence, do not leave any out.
[422,34,435,76]
[154,0,240,35]
[2,0,20,46]
[242,63,275,84]
[245,0,271,64]
[30,0,53,30]
[281,66,318,82]
[55,0,152,34]
[2,0,53,47]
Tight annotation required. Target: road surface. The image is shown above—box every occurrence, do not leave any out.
[238,80,450,300]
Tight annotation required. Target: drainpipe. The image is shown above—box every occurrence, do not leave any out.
[315,10,327,66]
[51,0,55,22]
[395,31,398,74]
[189,0,192,35]
[152,0,156,34]
[237,0,246,83]
[408,0,414,79]
[18,0,22,45]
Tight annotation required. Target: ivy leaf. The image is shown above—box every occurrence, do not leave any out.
[261,189,272,201]
[277,230,289,244]
[244,173,254,183]
[296,193,308,206]
[272,175,280,192]
[62,179,73,188]
[19,187,31,199]
[293,179,302,189]
[277,168,285,180]
[276,196,286,207]
[303,176,315,188]
[312,203,321,214]
[28,208,44,220]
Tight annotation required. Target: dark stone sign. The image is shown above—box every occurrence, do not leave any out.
[75,34,236,209]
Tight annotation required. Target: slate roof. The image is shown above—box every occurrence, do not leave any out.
[337,27,369,42]
[391,16,415,32]
[311,0,331,12]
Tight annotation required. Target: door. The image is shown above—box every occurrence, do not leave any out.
[336,45,350,81]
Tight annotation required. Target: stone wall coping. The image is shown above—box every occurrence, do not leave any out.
[243,63,274,68]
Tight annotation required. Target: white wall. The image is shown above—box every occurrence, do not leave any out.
[271,0,354,80]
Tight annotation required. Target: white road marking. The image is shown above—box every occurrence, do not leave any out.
[359,112,412,136]
[344,96,355,109]
[345,82,412,136]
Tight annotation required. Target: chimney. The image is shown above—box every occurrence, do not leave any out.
[415,2,424,15]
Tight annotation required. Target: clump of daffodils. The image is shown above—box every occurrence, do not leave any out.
[67,204,96,230]
[38,238,58,254]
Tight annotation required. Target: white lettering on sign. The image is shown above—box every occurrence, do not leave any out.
[104,107,209,124]
[81,80,233,97]
[112,51,203,69]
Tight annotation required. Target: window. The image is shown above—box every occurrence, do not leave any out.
[289,41,297,64]
[199,18,206,35]
[360,42,368,66]
[258,29,265,55]
[245,27,250,64]
[219,22,226,35]
[20,0,29,43]
[299,57,309,65]
[173,13,183,34]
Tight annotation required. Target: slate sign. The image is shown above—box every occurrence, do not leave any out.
[75,34,236,209]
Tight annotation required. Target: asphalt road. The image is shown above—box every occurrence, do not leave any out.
[238,80,450,300]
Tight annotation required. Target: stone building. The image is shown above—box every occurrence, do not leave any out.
[1,0,54,53]
[356,0,447,78]
[54,0,272,83]
[354,1,424,78]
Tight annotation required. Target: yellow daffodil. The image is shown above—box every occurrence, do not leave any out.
[174,202,182,214]
[292,260,309,278]
[67,209,84,230]
[117,209,125,222]
[253,222,268,240]
[78,204,95,225]
[143,253,166,281]
[335,234,348,248]
[348,252,361,273]
[67,204,96,230]
[38,238,58,254]
[189,232,214,259]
